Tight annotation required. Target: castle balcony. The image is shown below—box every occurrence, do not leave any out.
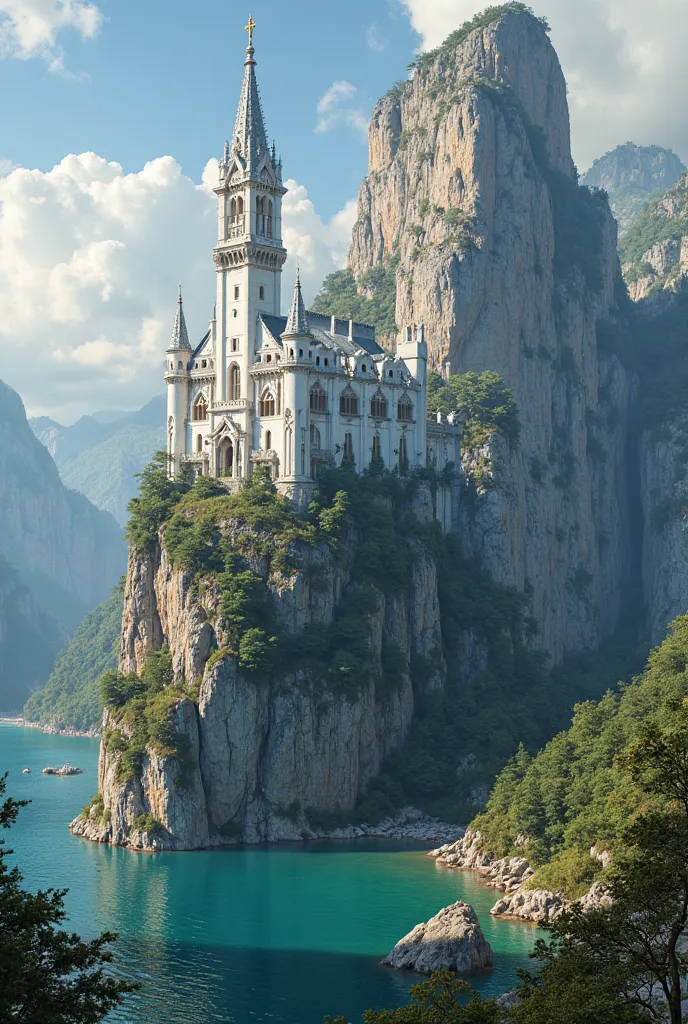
[214,399,252,414]
[226,216,246,239]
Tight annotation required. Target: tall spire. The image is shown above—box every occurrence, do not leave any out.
[283,268,310,337]
[231,15,270,175]
[169,285,191,350]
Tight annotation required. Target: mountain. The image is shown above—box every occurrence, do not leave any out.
[617,173,688,301]
[23,587,122,734]
[31,396,166,526]
[337,5,634,662]
[582,142,686,233]
[0,380,126,710]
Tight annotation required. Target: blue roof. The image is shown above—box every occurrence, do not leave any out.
[260,312,383,356]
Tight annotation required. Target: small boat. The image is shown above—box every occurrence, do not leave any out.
[42,767,57,775]
[22,768,30,774]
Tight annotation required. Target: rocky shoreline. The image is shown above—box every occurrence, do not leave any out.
[22,719,100,739]
[428,831,610,924]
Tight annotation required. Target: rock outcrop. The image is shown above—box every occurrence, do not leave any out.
[73,495,446,850]
[619,174,688,301]
[348,9,633,660]
[490,888,565,924]
[383,901,493,974]
[582,143,686,234]
[430,831,534,892]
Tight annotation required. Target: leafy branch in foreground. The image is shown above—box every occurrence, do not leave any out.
[0,773,137,1022]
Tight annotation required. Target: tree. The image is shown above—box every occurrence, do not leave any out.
[0,774,136,1022]
[325,970,502,1024]
[514,697,688,1024]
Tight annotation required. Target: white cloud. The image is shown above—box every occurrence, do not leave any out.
[365,22,389,52]
[315,80,369,141]
[0,0,103,71]
[398,0,688,170]
[0,154,355,422]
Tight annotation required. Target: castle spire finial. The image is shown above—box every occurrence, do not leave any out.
[231,14,269,169]
[169,286,190,351]
[283,267,311,337]
[245,13,256,47]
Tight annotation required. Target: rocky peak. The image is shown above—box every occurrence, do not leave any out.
[582,143,686,233]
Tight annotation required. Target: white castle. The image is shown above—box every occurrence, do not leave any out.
[164,18,461,504]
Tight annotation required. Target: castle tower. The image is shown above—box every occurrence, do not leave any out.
[280,270,313,487]
[164,287,193,474]
[213,16,287,420]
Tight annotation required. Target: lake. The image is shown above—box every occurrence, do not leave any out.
[1,723,537,1023]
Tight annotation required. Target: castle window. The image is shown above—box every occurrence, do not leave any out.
[310,423,321,448]
[361,364,367,374]
[266,354,272,363]
[234,286,240,300]
[196,434,203,453]
[389,370,393,378]
[237,196,244,215]
[324,358,329,367]
[397,395,414,422]
[229,364,241,401]
[231,337,239,352]
[178,361,183,369]
[192,394,208,421]
[316,356,320,366]
[265,430,271,450]
[370,390,387,419]
[398,434,409,476]
[259,388,276,417]
[299,349,303,358]
[233,309,238,318]
[201,359,207,368]
[372,433,382,464]
[339,386,358,417]
[259,285,265,300]
[230,197,237,221]
[343,432,354,464]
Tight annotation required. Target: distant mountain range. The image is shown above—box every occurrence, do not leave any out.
[582,143,686,234]
[31,396,166,526]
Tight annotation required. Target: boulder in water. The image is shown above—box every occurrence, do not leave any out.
[383,900,493,974]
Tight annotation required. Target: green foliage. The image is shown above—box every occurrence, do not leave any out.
[125,450,193,554]
[327,970,502,1023]
[427,370,520,448]
[619,175,688,268]
[407,4,548,74]
[132,814,164,836]
[24,585,123,733]
[0,773,136,1021]
[470,616,688,894]
[310,262,398,340]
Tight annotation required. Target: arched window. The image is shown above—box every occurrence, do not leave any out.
[397,394,414,422]
[259,388,276,417]
[230,197,237,221]
[398,434,408,476]
[237,196,244,215]
[192,394,208,421]
[229,364,240,401]
[178,361,183,370]
[233,308,238,318]
[265,430,271,450]
[372,433,382,464]
[310,382,327,414]
[343,432,354,465]
[310,423,321,448]
[370,389,387,419]
[259,285,265,300]
[339,386,358,416]
[196,434,203,453]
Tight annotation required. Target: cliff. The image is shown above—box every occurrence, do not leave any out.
[0,554,64,713]
[619,173,688,301]
[347,8,633,659]
[581,143,686,234]
[73,474,448,850]
[0,381,126,631]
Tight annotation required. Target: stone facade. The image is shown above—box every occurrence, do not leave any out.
[163,30,460,500]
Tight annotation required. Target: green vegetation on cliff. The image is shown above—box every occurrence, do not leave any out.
[471,616,688,897]
[23,586,123,733]
[310,262,398,341]
[619,175,688,271]
[427,370,520,447]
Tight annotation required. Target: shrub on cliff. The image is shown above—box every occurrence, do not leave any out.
[0,773,136,1021]
[310,262,398,340]
[426,370,520,447]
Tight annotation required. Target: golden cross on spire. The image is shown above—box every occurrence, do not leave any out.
[245,14,256,45]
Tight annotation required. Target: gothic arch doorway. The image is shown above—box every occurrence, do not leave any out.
[219,437,234,477]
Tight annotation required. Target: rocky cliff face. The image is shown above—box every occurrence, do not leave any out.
[73,498,445,850]
[619,174,688,301]
[0,381,126,633]
[581,143,686,234]
[349,10,633,659]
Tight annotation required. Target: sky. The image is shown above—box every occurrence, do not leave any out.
[0,0,686,422]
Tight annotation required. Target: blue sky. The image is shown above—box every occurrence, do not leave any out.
[0,0,419,220]
[1,0,687,421]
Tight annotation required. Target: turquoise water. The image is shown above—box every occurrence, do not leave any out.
[1,723,536,1022]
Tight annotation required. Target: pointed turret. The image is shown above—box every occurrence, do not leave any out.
[229,18,275,180]
[283,269,311,337]
[168,286,191,351]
